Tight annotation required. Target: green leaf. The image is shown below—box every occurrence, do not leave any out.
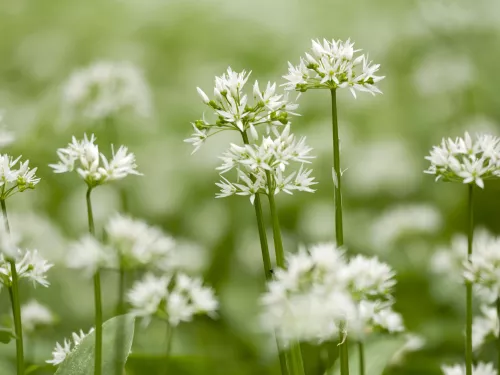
[329,335,407,375]
[0,327,15,344]
[55,314,135,375]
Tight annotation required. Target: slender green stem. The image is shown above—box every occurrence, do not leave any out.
[2,200,24,375]
[465,184,474,375]
[358,342,365,375]
[114,265,126,375]
[265,173,304,375]
[241,131,288,375]
[86,187,103,375]
[339,335,349,375]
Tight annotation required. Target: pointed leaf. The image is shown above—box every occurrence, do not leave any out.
[55,314,135,375]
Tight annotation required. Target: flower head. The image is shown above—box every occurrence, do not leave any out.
[186,67,299,152]
[22,300,55,332]
[62,61,151,124]
[0,249,53,289]
[0,154,40,199]
[283,39,384,97]
[47,328,94,366]
[424,132,500,188]
[49,134,141,187]
[66,235,116,277]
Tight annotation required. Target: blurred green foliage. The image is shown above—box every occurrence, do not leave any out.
[1,0,500,374]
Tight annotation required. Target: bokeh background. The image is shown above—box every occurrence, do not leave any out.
[1,0,500,373]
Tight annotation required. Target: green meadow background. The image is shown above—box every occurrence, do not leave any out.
[1,0,500,373]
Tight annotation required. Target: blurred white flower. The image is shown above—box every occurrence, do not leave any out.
[0,154,40,199]
[0,249,53,288]
[22,300,55,332]
[186,67,299,152]
[424,132,500,188]
[283,38,384,97]
[390,333,426,364]
[441,362,496,375]
[61,61,151,123]
[472,305,498,351]
[371,204,442,250]
[66,235,116,277]
[0,111,14,148]
[49,134,141,187]
[47,328,94,366]
[127,273,170,324]
[0,219,19,258]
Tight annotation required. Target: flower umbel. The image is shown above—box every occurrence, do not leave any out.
[283,38,384,97]
[0,250,53,289]
[0,154,40,199]
[47,328,94,366]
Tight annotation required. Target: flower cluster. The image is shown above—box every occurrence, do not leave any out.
[49,134,141,187]
[22,300,55,333]
[260,243,403,345]
[424,132,500,188]
[185,67,299,152]
[61,61,151,123]
[441,362,496,375]
[127,272,218,327]
[47,328,94,366]
[283,39,384,97]
[0,154,40,199]
[0,111,14,148]
[0,249,53,289]
[215,125,316,204]
[472,305,498,351]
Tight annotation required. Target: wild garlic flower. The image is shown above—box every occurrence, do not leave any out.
[424,132,500,188]
[0,154,40,199]
[472,305,498,351]
[49,134,141,187]
[127,272,218,327]
[62,61,151,123]
[283,38,384,97]
[215,125,316,204]
[441,362,496,375]
[47,328,94,366]
[349,300,404,341]
[105,214,176,269]
[66,235,117,277]
[0,111,14,148]
[22,300,55,332]
[0,249,53,289]
[464,235,500,302]
[186,67,299,152]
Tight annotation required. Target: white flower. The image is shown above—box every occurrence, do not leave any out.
[66,235,116,276]
[186,67,299,152]
[0,111,14,148]
[47,328,94,366]
[372,308,405,333]
[0,154,40,199]
[424,132,500,188]
[105,214,175,268]
[22,300,55,332]
[62,61,151,123]
[0,220,19,258]
[0,249,53,288]
[127,273,170,323]
[441,362,496,375]
[49,134,141,187]
[283,38,384,97]
[472,305,498,351]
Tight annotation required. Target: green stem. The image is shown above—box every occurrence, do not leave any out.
[358,342,365,375]
[265,173,304,375]
[165,322,174,375]
[465,184,474,375]
[1,199,24,375]
[86,187,103,375]
[114,265,126,375]
[339,335,349,375]
[241,131,288,375]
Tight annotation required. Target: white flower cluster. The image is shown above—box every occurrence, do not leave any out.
[283,39,384,97]
[215,125,316,204]
[47,328,94,366]
[441,362,496,375]
[0,111,14,148]
[66,215,175,276]
[49,134,141,187]
[472,305,498,351]
[185,67,299,152]
[424,132,500,188]
[260,243,403,345]
[22,300,55,333]
[62,61,151,123]
[0,249,53,289]
[0,154,40,199]
[127,272,218,327]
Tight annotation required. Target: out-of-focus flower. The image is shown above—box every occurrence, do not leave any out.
[22,300,55,332]
[61,61,151,124]
[441,362,496,375]
[49,134,141,187]
[66,235,116,277]
[472,305,498,351]
[186,67,299,152]
[424,132,500,189]
[283,38,384,97]
[46,328,94,366]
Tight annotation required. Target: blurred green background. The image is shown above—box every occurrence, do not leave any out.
[1,0,500,373]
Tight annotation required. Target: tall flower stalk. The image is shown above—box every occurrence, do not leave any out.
[283,38,385,375]
[426,132,500,375]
